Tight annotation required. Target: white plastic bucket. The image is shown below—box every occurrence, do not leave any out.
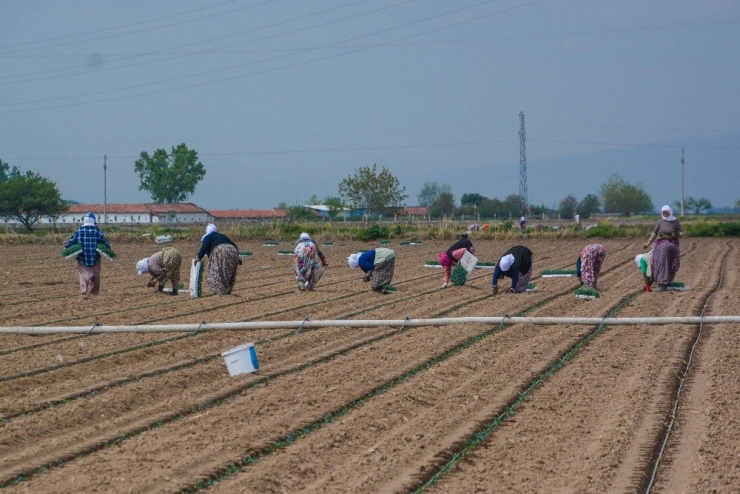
[221,343,260,376]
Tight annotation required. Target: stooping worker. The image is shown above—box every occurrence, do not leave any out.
[64,213,112,296]
[294,232,328,291]
[348,247,395,293]
[643,205,684,292]
[439,232,475,288]
[137,247,182,295]
[196,223,241,295]
[492,245,533,294]
[519,216,527,229]
[635,251,654,292]
[576,244,607,289]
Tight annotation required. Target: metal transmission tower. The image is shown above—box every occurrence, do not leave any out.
[518,111,527,212]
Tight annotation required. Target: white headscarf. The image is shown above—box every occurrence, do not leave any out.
[348,253,360,269]
[83,213,96,226]
[136,258,149,275]
[299,232,310,241]
[520,216,526,222]
[202,223,217,240]
[499,254,515,272]
[661,205,676,221]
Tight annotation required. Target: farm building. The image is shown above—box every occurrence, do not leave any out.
[209,209,289,223]
[56,203,210,224]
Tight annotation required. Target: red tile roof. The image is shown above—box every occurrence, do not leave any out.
[402,207,429,215]
[67,203,208,215]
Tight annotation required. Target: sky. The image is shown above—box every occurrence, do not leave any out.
[1,0,739,210]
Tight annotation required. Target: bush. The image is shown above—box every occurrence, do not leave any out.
[356,224,390,241]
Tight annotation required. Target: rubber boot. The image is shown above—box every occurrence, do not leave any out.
[157,284,164,293]
[170,288,178,296]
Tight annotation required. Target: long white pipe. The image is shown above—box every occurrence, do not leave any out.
[2,316,740,334]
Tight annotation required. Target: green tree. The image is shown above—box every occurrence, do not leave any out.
[305,194,321,205]
[503,194,526,216]
[558,195,578,220]
[338,164,408,218]
[599,174,653,216]
[287,205,314,221]
[460,193,487,208]
[477,197,504,218]
[417,182,451,208]
[134,143,206,203]
[676,196,713,215]
[323,196,344,219]
[276,201,289,209]
[0,159,10,183]
[576,194,601,219]
[0,167,68,231]
[430,191,455,218]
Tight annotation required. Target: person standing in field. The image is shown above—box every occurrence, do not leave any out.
[439,232,475,288]
[492,245,533,294]
[294,232,328,291]
[643,205,684,292]
[136,247,183,295]
[64,213,112,296]
[348,247,396,292]
[576,244,606,289]
[519,216,527,229]
[196,223,241,295]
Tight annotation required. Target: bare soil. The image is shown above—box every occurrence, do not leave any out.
[0,238,737,493]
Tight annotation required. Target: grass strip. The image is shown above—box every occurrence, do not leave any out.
[412,290,643,493]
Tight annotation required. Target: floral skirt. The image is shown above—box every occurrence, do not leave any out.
[371,258,395,290]
[206,244,239,295]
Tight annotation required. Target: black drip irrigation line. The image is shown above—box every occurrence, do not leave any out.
[0,244,639,489]
[0,327,402,489]
[643,242,733,493]
[182,317,519,493]
[410,290,644,493]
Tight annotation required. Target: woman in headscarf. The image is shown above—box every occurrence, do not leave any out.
[196,223,240,295]
[348,247,395,293]
[519,216,527,230]
[492,245,533,294]
[643,205,683,292]
[439,232,475,288]
[576,244,606,289]
[64,213,112,296]
[294,232,328,291]
[137,247,182,295]
[635,251,654,292]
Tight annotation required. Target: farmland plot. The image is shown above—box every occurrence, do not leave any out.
[0,238,738,493]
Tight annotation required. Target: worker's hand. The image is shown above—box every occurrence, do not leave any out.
[237,258,243,266]
[492,285,498,295]
[643,243,649,249]
[147,279,157,288]
[322,261,328,267]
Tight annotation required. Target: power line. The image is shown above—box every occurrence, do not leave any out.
[0,0,540,113]
[0,0,369,84]
[0,0,278,54]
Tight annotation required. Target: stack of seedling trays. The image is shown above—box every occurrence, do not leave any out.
[277,250,293,256]
[381,284,396,294]
[541,269,577,277]
[62,243,117,260]
[451,251,478,286]
[380,240,391,245]
[526,282,537,292]
[399,239,422,246]
[239,251,253,257]
[322,242,334,247]
[263,241,279,247]
[574,287,599,300]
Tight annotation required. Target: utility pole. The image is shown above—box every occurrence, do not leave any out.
[681,148,683,218]
[103,155,108,224]
[518,111,527,213]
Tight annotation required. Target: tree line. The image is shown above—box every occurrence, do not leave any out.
[0,145,725,230]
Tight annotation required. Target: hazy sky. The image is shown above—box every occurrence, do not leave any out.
[2,0,739,210]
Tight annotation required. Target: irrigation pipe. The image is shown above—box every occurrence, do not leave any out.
[3,316,740,334]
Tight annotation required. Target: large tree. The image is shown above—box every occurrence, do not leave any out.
[134,143,206,203]
[417,182,451,208]
[430,191,455,218]
[0,159,10,183]
[576,194,601,219]
[0,166,68,231]
[323,195,344,218]
[460,193,487,208]
[675,196,712,215]
[338,164,408,218]
[599,174,653,216]
[558,194,578,220]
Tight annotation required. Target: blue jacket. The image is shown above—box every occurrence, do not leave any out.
[358,250,375,273]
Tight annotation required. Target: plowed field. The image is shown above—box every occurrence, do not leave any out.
[1,238,738,493]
